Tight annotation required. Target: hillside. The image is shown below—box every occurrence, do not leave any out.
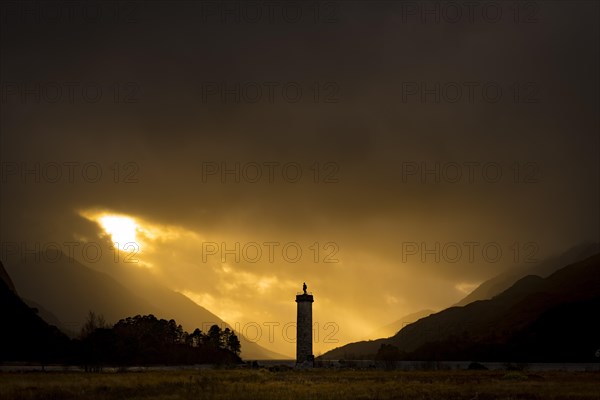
[365,310,435,340]
[5,252,162,327]
[85,261,287,359]
[454,242,599,307]
[0,260,16,293]
[321,253,600,361]
[23,298,69,334]
[3,252,285,359]
[0,261,70,362]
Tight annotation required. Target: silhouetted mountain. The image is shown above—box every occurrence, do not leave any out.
[0,262,70,362]
[85,262,287,359]
[5,252,161,328]
[454,242,599,307]
[4,252,284,359]
[0,260,16,293]
[0,263,242,366]
[321,253,600,361]
[22,297,68,334]
[366,310,435,339]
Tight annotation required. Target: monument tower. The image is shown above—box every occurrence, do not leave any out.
[296,282,314,367]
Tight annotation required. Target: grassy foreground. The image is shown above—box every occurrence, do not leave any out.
[1,369,599,400]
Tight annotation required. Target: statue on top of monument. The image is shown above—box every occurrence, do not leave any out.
[303,282,307,294]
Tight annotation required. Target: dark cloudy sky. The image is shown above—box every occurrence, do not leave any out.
[1,1,598,356]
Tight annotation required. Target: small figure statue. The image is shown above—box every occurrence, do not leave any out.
[303,282,307,294]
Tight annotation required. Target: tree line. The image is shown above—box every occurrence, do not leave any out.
[78,312,241,370]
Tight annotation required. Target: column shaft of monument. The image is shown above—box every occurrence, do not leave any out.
[295,293,314,365]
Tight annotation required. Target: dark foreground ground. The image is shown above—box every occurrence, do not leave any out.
[1,369,599,400]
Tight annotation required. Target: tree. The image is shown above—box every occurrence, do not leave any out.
[226,331,241,355]
[79,315,241,367]
[80,311,109,339]
[81,328,117,372]
[221,328,241,355]
[207,324,222,348]
[189,328,204,347]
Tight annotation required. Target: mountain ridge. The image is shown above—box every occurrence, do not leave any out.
[0,262,70,362]
[320,252,600,361]
[3,252,286,359]
[454,242,599,307]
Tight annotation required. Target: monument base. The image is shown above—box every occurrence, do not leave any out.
[295,360,314,369]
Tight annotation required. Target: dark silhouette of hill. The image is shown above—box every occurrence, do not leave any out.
[1,263,242,366]
[321,252,600,361]
[0,260,16,293]
[5,252,162,327]
[85,261,287,359]
[0,261,70,362]
[454,242,599,307]
[3,252,285,359]
[22,298,69,334]
[366,309,435,339]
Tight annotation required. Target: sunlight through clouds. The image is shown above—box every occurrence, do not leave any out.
[98,215,138,251]
[79,209,202,266]
[75,208,489,356]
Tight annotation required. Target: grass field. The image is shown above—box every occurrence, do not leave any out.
[1,369,599,400]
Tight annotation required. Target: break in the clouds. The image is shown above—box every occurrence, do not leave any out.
[1,1,598,356]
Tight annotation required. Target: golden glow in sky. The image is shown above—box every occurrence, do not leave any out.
[80,209,192,265]
[75,208,485,357]
[99,215,138,251]
[80,210,143,253]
